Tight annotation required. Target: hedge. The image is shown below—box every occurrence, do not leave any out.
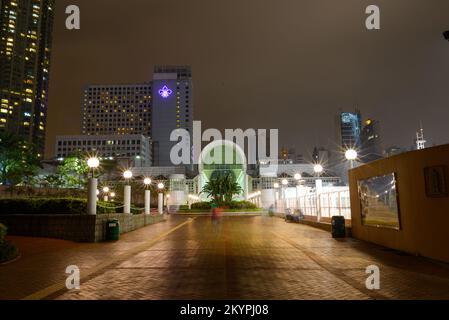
[0,198,142,215]
[189,201,258,211]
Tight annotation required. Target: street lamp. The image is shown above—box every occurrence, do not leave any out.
[345,148,358,173]
[123,170,133,180]
[157,183,165,215]
[87,157,100,177]
[87,157,100,215]
[294,173,302,209]
[314,164,324,175]
[313,164,324,222]
[123,170,133,214]
[102,186,110,202]
[144,178,152,214]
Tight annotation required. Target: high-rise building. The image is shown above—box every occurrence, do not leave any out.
[151,66,193,166]
[0,0,55,157]
[81,83,152,136]
[361,119,383,163]
[336,110,362,150]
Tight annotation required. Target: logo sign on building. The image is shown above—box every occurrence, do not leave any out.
[158,85,173,99]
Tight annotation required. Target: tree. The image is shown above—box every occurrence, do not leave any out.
[201,174,242,206]
[0,132,40,186]
[58,153,89,188]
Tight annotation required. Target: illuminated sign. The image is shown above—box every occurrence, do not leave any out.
[158,85,173,99]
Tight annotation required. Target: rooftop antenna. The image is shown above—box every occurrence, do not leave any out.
[415,121,426,150]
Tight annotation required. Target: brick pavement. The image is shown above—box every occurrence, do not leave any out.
[2,215,449,300]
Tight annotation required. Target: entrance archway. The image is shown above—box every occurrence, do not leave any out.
[198,140,248,201]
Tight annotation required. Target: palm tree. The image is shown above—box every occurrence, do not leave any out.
[201,174,242,206]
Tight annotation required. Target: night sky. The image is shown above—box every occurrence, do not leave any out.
[46,0,449,159]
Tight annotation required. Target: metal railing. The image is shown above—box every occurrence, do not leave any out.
[277,189,351,220]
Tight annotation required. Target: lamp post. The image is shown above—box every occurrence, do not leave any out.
[294,173,302,210]
[102,186,110,202]
[314,164,324,222]
[123,170,133,214]
[273,182,280,210]
[87,157,100,215]
[157,182,165,215]
[110,192,116,202]
[345,149,358,170]
[144,178,152,215]
[281,179,288,209]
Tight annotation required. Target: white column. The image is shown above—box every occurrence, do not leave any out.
[145,190,151,215]
[87,178,97,215]
[124,185,131,214]
[315,179,323,222]
[158,193,164,215]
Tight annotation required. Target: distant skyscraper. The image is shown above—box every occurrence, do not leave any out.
[361,119,383,163]
[336,110,362,150]
[151,66,193,166]
[81,83,152,136]
[0,0,55,157]
[415,124,426,150]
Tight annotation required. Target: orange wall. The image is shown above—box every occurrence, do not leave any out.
[349,144,449,264]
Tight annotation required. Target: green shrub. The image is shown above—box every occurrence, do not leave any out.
[0,224,19,263]
[191,202,212,211]
[179,205,190,211]
[227,201,258,210]
[0,223,7,243]
[0,242,19,263]
[0,198,120,215]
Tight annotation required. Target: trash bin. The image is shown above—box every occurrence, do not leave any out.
[106,219,120,241]
[331,216,346,238]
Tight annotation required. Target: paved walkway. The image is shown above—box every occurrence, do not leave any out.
[2,215,449,300]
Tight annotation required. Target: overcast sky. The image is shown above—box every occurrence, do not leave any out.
[46,0,449,159]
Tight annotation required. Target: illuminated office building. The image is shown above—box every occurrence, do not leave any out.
[361,119,383,163]
[0,0,55,157]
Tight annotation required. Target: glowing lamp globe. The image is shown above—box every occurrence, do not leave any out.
[102,187,110,193]
[345,149,358,161]
[123,170,133,180]
[314,164,324,174]
[87,157,100,169]
[273,183,280,189]
[144,178,152,186]
[282,179,288,186]
[157,183,165,190]
[294,173,302,180]
[110,192,116,198]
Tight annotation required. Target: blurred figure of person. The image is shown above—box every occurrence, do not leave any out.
[211,203,223,234]
[268,204,275,217]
